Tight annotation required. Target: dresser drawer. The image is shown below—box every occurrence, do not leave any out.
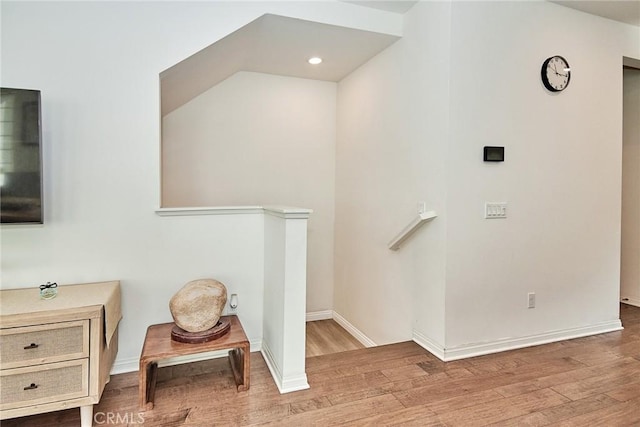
[0,320,89,369]
[0,359,89,410]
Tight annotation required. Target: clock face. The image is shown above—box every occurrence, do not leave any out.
[541,56,571,92]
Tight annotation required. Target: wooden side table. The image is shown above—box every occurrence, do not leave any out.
[139,315,250,411]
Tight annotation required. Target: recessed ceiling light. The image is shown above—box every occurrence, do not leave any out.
[308,57,322,65]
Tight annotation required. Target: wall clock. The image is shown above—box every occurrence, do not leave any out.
[541,55,571,92]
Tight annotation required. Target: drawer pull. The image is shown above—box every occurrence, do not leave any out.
[24,383,38,390]
[23,343,39,350]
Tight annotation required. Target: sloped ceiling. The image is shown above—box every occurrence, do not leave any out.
[160,14,400,116]
[161,2,638,116]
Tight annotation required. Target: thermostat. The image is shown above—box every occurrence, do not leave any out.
[484,146,504,162]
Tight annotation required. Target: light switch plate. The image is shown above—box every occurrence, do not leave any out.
[485,202,507,219]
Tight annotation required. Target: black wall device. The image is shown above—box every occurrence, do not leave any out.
[483,146,504,162]
[0,88,43,224]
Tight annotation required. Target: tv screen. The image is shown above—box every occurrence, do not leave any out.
[0,88,43,224]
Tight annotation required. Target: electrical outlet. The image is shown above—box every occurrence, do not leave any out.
[528,292,536,309]
[485,202,507,219]
[229,293,238,313]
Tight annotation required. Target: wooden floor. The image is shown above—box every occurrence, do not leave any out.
[306,319,365,357]
[5,304,640,426]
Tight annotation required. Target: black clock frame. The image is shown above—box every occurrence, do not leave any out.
[541,55,571,92]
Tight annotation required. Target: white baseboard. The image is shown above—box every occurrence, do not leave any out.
[414,320,623,362]
[110,340,262,375]
[260,341,282,388]
[332,311,376,347]
[111,357,140,375]
[621,297,640,308]
[280,373,311,393]
[412,331,445,361]
[260,340,309,394]
[112,317,624,376]
[306,310,333,322]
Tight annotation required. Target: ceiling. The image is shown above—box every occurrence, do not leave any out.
[161,14,400,116]
[343,0,639,27]
[162,1,638,116]
[551,0,640,27]
[341,1,418,14]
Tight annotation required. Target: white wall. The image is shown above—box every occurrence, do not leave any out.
[334,0,640,355]
[335,1,450,346]
[444,1,640,352]
[621,67,640,306]
[162,72,336,313]
[0,0,400,372]
[262,208,310,392]
[3,0,639,372]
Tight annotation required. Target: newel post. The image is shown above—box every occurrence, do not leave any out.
[262,206,312,393]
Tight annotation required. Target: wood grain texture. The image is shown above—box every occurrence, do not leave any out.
[4,304,640,426]
[139,316,249,410]
[306,320,365,357]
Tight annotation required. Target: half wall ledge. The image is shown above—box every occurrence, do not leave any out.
[154,204,312,393]
[155,206,312,218]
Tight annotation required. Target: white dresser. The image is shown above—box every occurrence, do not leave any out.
[0,281,121,427]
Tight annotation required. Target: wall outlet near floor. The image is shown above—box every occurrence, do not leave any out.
[228,293,238,313]
[528,292,536,309]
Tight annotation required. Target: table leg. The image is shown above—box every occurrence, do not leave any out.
[80,405,93,427]
[139,360,158,410]
[229,344,250,391]
[242,343,250,390]
[147,362,158,407]
[138,360,147,410]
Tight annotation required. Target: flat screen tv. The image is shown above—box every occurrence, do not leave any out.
[0,87,43,224]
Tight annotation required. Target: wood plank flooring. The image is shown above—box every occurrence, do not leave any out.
[4,304,640,426]
[306,319,365,357]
